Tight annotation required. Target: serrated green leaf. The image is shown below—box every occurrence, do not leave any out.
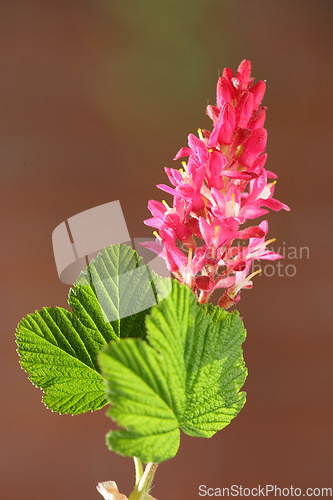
[69,244,160,341]
[181,302,247,437]
[99,339,180,463]
[16,307,107,415]
[99,279,247,463]
[16,244,162,415]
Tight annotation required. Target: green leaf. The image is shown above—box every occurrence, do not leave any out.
[99,279,247,463]
[16,244,162,415]
[181,303,247,438]
[16,307,107,415]
[69,244,160,341]
[100,339,180,463]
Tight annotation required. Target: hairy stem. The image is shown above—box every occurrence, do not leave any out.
[133,457,143,486]
[128,462,158,500]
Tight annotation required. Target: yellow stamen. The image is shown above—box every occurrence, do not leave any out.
[235,144,244,157]
[162,200,170,210]
[214,226,219,238]
[197,128,204,140]
[188,247,193,266]
[246,269,262,281]
[231,193,235,210]
[179,168,186,181]
[181,161,187,170]
[264,238,276,247]
[153,231,162,242]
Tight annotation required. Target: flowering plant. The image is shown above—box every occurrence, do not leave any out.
[143,59,289,309]
[16,60,288,500]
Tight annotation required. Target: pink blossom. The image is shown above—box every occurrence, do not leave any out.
[143,60,290,307]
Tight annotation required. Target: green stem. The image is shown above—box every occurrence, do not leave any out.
[128,462,158,500]
[133,457,143,486]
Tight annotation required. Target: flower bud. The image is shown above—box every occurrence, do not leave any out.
[233,59,252,91]
[250,80,266,109]
[216,76,233,108]
[236,92,254,128]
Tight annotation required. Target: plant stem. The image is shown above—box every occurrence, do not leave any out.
[138,462,158,494]
[133,457,143,486]
[128,462,158,500]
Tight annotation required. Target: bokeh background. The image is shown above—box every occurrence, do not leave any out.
[1,0,333,498]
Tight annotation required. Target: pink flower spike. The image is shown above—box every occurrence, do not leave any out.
[145,59,289,307]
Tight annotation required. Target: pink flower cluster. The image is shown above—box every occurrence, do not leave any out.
[143,60,289,308]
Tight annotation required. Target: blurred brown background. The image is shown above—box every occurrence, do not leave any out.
[1,0,333,498]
